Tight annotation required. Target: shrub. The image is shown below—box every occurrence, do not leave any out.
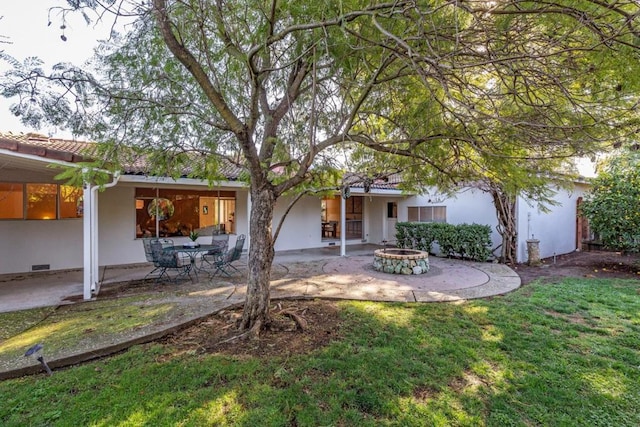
[395,222,492,261]
[581,150,640,252]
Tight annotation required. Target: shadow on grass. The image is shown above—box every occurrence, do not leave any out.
[0,278,639,426]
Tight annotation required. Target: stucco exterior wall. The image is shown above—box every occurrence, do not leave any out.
[364,196,387,245]
[271,193,404,251]
[0,219,83,274]
[273,195,324,251]
[516,183,588,263]
[0,160,85,274]
[0,177,590,275]
[97,186,144,266]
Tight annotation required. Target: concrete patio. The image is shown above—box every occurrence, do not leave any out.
[0,244,521,379]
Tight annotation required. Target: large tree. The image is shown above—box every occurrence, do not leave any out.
[346,0,640,263]
[2,0,639,335]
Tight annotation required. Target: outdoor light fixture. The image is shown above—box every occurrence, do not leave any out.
[24,343,52,376]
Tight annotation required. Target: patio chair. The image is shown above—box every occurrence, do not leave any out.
[149,238,191,283]
[142,237,173,280]
[207,234,246,277]
[200,233,230,268]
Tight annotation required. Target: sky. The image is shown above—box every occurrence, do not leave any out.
[0,0,118,137]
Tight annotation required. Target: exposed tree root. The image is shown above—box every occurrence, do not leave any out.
[219,303,309,343]
[217,330,252,344]
[247,320,263,339]
[279,310,308,331]
[217,319,263,343]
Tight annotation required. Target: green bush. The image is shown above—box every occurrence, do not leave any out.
[395,222,492,261]
[581,150,640,252]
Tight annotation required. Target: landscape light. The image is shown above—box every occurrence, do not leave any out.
[24,343,52,376]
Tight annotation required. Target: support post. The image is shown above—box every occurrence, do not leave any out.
[82,181,94,300]
[83,172,120,300]
[340,195,346,256]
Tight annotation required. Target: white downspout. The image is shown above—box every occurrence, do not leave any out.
[340,195,346,256]
[515,196,523,263]
[82,181,93,300]
[246,191,252,253]
[83,171,120,300]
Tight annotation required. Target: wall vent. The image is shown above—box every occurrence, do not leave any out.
[328,242,336,246]
[31,264,50,271]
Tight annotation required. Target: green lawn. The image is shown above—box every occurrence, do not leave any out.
[1,277,639,426]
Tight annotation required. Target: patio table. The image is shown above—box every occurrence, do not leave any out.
[165,244,224,279]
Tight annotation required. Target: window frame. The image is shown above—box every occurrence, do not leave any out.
[407,205,447,223]
[0,182,83,220]
[135,188,237,238]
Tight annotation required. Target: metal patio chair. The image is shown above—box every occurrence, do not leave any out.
[200,233,230,269]
[149,238,191,283]
[207,234,246,277]
[142,237,172,280]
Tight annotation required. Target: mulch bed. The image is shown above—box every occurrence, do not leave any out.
[513,250,640,285]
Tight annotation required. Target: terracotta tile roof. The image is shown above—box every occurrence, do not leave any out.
[343,172,403,190]
[0,132,404,187]
[0,132,93,163]
[0,132,244,180]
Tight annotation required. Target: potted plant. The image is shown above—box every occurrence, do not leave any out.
[186,230,199,247]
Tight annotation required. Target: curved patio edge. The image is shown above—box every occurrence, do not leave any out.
[415,261,522,302]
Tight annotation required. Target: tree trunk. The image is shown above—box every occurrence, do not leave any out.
[490,187,517,264]
[239,186,276,334]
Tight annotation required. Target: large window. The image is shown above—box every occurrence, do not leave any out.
[0,183,24,219]
[26,183,57,220]
[135,188,236,238]
[0,182,83,220]
[408,206,446,223]
[59,186,84,219]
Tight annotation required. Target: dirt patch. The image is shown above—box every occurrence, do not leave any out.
[513,250,640,285]
[159,299,344,358]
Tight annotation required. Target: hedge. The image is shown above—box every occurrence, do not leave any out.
[395,222,492,262]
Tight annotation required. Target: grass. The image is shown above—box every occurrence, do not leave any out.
[0,295,175,367]
[1,277,639,426]
[0,307,57,341]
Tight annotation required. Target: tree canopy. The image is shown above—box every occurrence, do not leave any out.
[2,0,640,333]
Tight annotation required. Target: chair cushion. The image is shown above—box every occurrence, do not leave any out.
[151,242,180,267]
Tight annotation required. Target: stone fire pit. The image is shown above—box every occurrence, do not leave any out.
[373,248,430,275]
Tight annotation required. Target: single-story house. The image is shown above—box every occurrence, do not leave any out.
[0,132,590,300]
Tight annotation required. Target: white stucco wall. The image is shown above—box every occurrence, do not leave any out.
[0,219,84,274]
[271,193,408,252]
[0,182,278,275]
[516,183,588,263]
[0,162,84,274]
[234,190,249,240]
[0,177,590,275]
[97,186,144,266]
[273,195,324,251]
